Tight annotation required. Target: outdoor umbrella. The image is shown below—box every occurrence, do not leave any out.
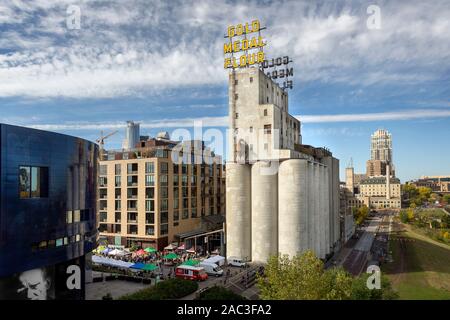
[163,252,179,260]
[144,247,157,253]
[130,262,145,270]
[135,249,147,256]
[142,264,158,271]
[181,259,200,266]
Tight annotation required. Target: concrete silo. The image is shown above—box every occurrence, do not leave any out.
[251,161,278,263]
[278,159,309,257]
[226,163,252,261]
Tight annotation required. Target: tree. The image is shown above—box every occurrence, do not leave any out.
[257,251,397,300]
[351,273,398,300]
[443,194,450,205]
[257,251,353,300]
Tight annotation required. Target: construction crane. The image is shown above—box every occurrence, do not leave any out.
[96,130,118,157]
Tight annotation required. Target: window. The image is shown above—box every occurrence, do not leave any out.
[160,187,168,198]
[160,211,168,224]
[115,200,121,210]
[145,175,155,186]
[174,199,179,209]
[160,199,169,211]
[264,124,272,134]
[191,208,197,218]
[173,210,179,221]
[250,77,253,83]
[146,225,154,236]
[19,166,48,198]
[182,209,189,219]
[235,79,238,85]
[235,112,239,119]
[146,212,154,224]
[235,94,238,100]
[145,200,154,212]
[145,162,154,174]
[160,224,168,236]
[127,175,138,186]
[128,212,138,223]
[99,176,107,187]
[146,187,155,199]
[99,165,107,175]
[266,97,269,103]
[115,176,121,187]
[115,164,121,175]
[264,109,267,116]
[99,212,107,222]
[173,164,179,174]
[160,162,168,174]
[160,175,168,186]
[127,163,138,174]
[249,126,253,133]
[56,238,63,247]
[66,211,73,224]
[115,212,121,223]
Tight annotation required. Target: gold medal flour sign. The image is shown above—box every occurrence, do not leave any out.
[223,20,266,69]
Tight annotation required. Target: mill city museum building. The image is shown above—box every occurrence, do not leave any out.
[224,20,342,263]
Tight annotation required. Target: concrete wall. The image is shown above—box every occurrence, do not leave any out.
[278,159,309,257]
[226,163,252,260]
[251,161,278,263]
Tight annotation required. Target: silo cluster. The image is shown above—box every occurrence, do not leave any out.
[226,157,340,263]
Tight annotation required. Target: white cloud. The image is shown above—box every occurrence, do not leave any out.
[18,108,450,132]
[0,0,449,98]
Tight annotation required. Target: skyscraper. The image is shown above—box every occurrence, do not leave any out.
[370,129,393,163]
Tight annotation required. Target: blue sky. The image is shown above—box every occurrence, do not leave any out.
[0,0,449,182]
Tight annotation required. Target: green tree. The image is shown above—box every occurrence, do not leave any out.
[351,273,398,300]
[443,194,450,205]
[258,251,352,300]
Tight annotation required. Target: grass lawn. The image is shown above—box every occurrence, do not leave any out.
[383,222,450,300]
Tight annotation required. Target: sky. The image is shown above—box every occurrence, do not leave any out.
[0,0,449,182]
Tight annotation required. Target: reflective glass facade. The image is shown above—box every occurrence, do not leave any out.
[0,124,98,299]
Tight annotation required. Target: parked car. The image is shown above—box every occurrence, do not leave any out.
[199,262,223,277]
[227,256,247,268]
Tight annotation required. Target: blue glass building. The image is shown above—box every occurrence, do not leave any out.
[0,124,98,300]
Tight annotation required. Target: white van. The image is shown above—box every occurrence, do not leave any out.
[227,256,247,268]
[199,262,223,277]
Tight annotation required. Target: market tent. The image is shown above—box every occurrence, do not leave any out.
[203,255,225,266]
[92,255,134,268]
[177,244,185,250]
[164,243,177,250]
[163,252,179,260]
[186,247,196,254]
[130,262,145,270]
[142,264,158,271]
[101,247,113,254]
[144,247,157,253]
[108,249,123,256]
[135,249,147,256]
[181,259,200,266]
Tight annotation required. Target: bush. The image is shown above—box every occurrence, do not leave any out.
[195,286,246,300]
[120,278,198,300]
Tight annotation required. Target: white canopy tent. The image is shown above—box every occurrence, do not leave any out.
[203,255,225,266]
[92,255,134,269]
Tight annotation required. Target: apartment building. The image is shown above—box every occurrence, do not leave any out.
[98,137,225,250]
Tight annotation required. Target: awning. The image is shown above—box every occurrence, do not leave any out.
[92,255,134,268]
[181,259,200,266]
[177,244,186,250]
[163,252,179,260]
[142,264,158,271]
[164,243,178,250]
[130,262,146,270]
[144,247,157,253]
